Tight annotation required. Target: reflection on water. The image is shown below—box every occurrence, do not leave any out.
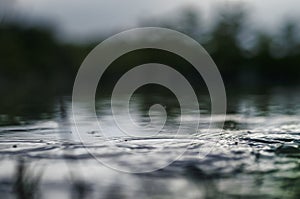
[0,87,300,198]
[13,159,42,199]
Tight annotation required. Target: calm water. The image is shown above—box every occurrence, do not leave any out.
[0,87,300,199]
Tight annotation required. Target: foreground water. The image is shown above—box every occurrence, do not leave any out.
[0,87,300,199]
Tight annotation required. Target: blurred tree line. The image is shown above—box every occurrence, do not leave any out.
[0,22,94,92]
[1,5,300,93]
[142,6,300,87]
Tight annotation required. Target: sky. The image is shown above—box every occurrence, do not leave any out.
[1,0,300,42]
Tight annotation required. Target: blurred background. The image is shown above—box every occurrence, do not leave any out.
[1,1,300,199]
[1,0,300,123]
[1,0,300,89]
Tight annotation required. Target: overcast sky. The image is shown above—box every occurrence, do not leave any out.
[2,0,300,42]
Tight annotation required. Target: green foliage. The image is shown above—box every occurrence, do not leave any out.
[1,6,300,91]
[142,6,300,86]
[0,22,93,89]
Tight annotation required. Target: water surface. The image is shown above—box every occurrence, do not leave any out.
[0,87,300,199]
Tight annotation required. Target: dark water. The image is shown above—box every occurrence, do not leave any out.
[0,87,300,199]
